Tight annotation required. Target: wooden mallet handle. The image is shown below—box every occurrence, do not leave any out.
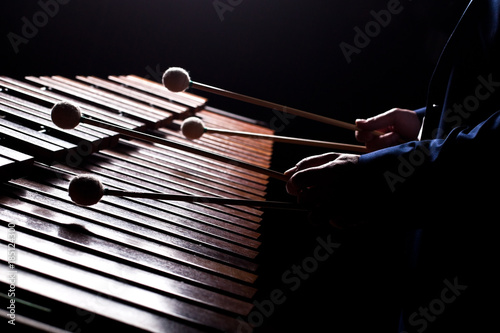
[80,116,289,181]
[205,127,368,153]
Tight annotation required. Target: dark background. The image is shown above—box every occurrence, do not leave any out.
[0,0,469,145]
[0,1,471,332]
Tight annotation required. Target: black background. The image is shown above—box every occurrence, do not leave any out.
[0,1,469,144]
[0,1,471,332]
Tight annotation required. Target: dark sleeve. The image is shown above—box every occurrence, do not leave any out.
[355,108,500,228]
[413,106,426,122]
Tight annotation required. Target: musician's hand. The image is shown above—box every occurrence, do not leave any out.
[285,153,360,228]
[355,108,421,151]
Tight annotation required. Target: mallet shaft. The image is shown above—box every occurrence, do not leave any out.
[205,127,368,153]
[81,115,288,181]
[191,81,382,135]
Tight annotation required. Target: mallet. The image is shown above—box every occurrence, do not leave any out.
[163,67,383,136]
[181,117,367,153]
[68,174,303,210]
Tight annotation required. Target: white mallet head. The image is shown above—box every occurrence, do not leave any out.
[51,101,82,129]
[162,67,191,93]
[181,117,206,140]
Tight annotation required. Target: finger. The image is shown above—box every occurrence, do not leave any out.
[284,166,297,177]
[286,154,331,189]
[286,178,299,196]
[355,129,376,143]
[294,153,341,172]
[286,153,341,191]
[365,132,402,151]
[356,110,398,132]
[286,167,323,196]
[288,165,336,197]
[297,186,324,206]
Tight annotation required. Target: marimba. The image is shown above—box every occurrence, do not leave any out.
[0,74,281,332]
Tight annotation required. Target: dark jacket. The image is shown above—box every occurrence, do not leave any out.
[354,0,500,331]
